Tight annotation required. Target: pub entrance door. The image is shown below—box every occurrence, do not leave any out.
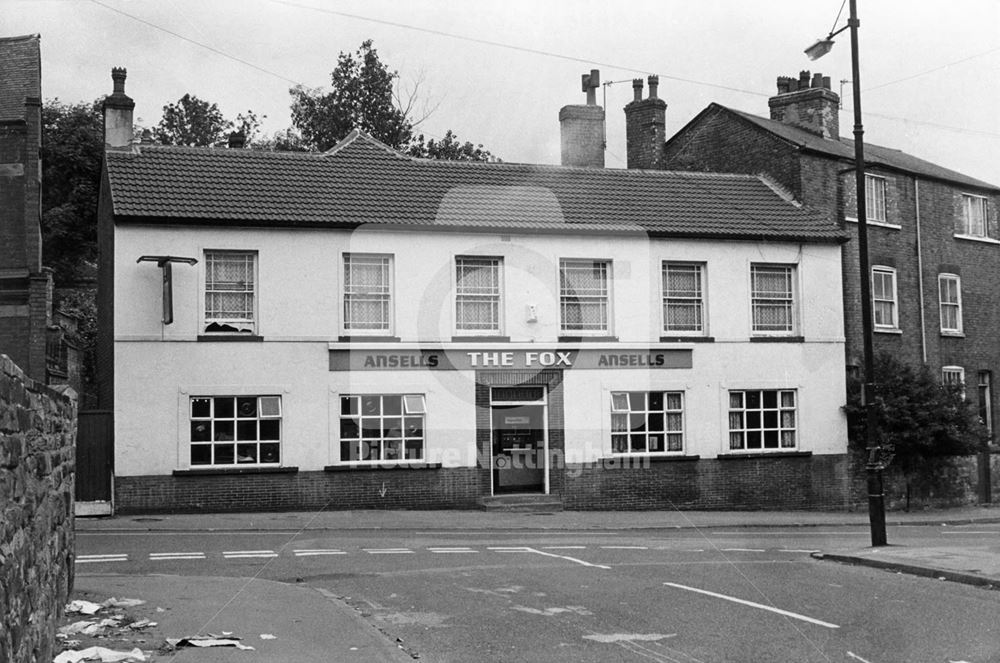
[490,386,547,494]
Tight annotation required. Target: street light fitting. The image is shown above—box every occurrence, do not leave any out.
[804,39,835,61]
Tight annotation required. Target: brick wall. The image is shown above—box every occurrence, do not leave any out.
[562,454,850,511]
[559,105,604,168]
[0,354,76,663]
[116,467,481,513]
[848,452,1000,510]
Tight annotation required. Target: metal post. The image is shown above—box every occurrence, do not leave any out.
[848,0,887,546]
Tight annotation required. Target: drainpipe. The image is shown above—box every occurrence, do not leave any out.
[915,180,927,364]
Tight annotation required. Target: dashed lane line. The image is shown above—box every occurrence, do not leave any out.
[663,582,839,629]
[364,548,415,554]
[294,549,347,557]
[223,550,279,559]
[76,554,128,563]
[149,552,206,560]
[600,546,648,550]
[427,547,478,554]
[541,546,587,550]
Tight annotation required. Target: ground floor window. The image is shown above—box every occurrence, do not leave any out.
[728,389,796,450]
[190,395,281,465]
[610,391,684,454]
[340,394,426,462]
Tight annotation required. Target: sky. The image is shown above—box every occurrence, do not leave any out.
[6,0,1000,185]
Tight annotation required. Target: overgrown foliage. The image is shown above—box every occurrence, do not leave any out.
[153,94,261,147]
[408,130,496,162]
[844,353,986,476]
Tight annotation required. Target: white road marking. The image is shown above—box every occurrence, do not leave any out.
[523,547,611,570]
[76,554,128,563]
[941,531,995,535]
[488,546,533,552]
[720,548,767,553]
[364,548,414,554]
[847,652,874,663]
[427,547,478,554]
[542,546,587,550]
[223,550,278,559]
[779,549,821,554]
[663,582,839,629]
[583,633,677,643]
[149,552,205,560]
[600,546,648,550]
[294,549,346,556]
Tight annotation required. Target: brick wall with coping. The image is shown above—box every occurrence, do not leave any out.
[0,354,76,663]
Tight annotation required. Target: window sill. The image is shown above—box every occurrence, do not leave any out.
[324,462,442,472]
[660,336,714,343]
[940,331,965,338]
[338,335,401,342]
[845,217,901,230]
[557,335,618,343]
[606,454,700,463]
[874,328,903,335]
[197,334,263,342]
[954,234,1000,246]
[750,336,804,343]
[451,335,510,342]
[717,451,811,460]
[173,466,298,476]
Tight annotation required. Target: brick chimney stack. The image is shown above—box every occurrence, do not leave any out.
[768,70,839,140]
[102,67,135,149]
[559,69,605,168]
[624,75,667,170]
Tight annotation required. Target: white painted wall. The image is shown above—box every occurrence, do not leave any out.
[114,224,847,477]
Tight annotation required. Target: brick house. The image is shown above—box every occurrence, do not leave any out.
[645,70,1000,503]
[96,69,851,513]
[0,34,80,392]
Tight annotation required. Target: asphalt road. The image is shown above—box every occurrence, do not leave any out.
[76,524,1000,662]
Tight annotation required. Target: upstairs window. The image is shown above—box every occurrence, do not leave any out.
[344,254,392,334]
[204,251,256,334]
[938,274,962,335]
[958,194,993,239]
[455,257,502,334]
[663,262,705,334]
[560,259,611,334]
[942,366,966,399]
[872,267,898,331]
[750,264,796,334]
[865,174,888,223]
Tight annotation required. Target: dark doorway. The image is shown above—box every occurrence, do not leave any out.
[491,394,546,494]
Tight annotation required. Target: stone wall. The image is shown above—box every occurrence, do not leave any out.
[1,354,77,663]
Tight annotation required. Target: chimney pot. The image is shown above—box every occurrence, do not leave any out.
[632,78,643,102]
[798,70,811,87]
[103,66,135,149]
[776,76,791,94]
[822,75,831,90]
[811,72,823,88]
[647,75,659,99]
[111,67,127,94]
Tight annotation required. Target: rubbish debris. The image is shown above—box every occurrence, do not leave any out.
[259,633,277,640]
[65,600,104,616]
[165,636,255,651]
[126,619,156,630]
[53,646,146,663]
[103,598,146,609]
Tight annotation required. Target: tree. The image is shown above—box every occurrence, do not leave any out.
[408,130,497,162]
[41,98,104,284]
[844,353,986,494]
[290,40,413,151]
[154,94,249,147]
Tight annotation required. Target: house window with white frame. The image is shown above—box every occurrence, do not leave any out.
[750,264,795,334]
[728,389,797,451]
[872,266,898,330]
[190,395,281,466]
[938,273,962,334]
[340,394,426,462]
[455,257,502,334]
[611,391,684,454]
[866,174,888,223]
[343,254,392,333]
[942,366,966,399]
[663,262,704,334]
[560,259,610,333]
[960,194,989,238]
[204,251,256,334]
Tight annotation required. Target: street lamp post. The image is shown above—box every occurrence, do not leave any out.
[806,0,887,547]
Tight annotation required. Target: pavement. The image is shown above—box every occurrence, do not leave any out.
[66,505,1000,662]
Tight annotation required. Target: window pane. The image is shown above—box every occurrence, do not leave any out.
[214,444,235,464]
[191,445,211,465]
[340,417,360,439]
[236,444,257,463]
[214,397,234,419]
[191,398,211,418]
[236,397,257,418]
[259,443,280,463]
[191,421,211,442]
[214,421,234,441]
[341,396,358,416]
[236,420,257,441]
[611,393,629,411]
[259,419,280,441]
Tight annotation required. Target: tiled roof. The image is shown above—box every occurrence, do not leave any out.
[105,131,845,243]
[723,105,999,192]
[0,34,41,122]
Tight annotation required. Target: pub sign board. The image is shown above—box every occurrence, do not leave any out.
[329,348,693,371]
